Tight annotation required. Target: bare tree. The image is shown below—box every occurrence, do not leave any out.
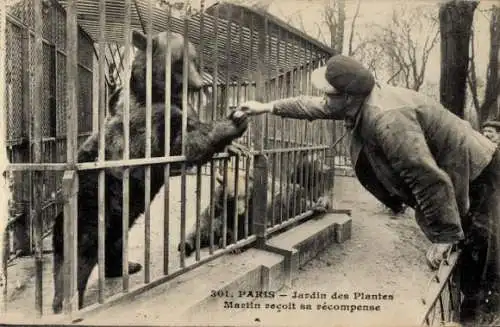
[347,0,362,56]
[319,0,338,48]
[468,5,500,123]
[354,4,439,91]
[319,0,345,52]
[285,0,361,55]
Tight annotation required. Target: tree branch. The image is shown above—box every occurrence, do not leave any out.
[348,0,362,56]
[467,28,481,111]
[386,65,404,85]
[480,5,500,119]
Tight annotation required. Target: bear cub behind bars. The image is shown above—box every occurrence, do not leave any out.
[179,153,334,257]
[51,30,248,314]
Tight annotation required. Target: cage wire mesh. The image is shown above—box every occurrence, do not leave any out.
[4,0,95,255]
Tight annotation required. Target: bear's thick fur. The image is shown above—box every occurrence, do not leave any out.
[51,30,248,314]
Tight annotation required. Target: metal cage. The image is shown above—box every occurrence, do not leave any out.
[0,0,356,321]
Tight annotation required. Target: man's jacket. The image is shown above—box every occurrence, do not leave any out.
[270,84,496,243]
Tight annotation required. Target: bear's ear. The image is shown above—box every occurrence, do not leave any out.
[132,30,148,51]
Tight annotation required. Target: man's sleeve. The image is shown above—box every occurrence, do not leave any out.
[270,96,331,121]
[371,110,465,244]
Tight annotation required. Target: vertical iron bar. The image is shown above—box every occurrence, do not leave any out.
[303,42,310,207]
[209,164,215,255]
[0,0,8,314]
[224,13,232,186]
[268,24,275,227]
[164,4,173,275]
[244,154,250,239]
[447,280,454,321]
[63,0,79,315]
[225,8,231,115]
[252,14,269,247]
[299,41,306,213]
[237,9,243,108]
[233,157,239,242]
[195,165,202,260]
[275,27,282,226]
[179,3,190,269]
[283,32,290,221]
[197,0,205,119]
[222,159,228,248]
[310,46,320,202]
[33,0,44,316]
[211,7,219,121]
[194,0,205,262]
[122,0,132,291]
[242,10,251,239]
[247,13,254,148]
[279,92,285,222]
[439,294,446,323]
[144,0,153,284]
[97,0,107,304]
[22,0,33,257]
[208,6,219,255]
[291,36,298,218]
[300,40,310,206]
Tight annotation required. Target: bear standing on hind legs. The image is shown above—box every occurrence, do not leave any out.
[51,30,249,314]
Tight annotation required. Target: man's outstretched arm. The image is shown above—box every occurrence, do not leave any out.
[240,96,332,121]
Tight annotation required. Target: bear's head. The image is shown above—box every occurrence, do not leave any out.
[130,30,204,105]
[216,169,254,216]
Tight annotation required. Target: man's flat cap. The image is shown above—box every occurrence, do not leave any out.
[311,55,375,96]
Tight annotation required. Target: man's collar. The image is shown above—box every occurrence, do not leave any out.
[345,82,381,131]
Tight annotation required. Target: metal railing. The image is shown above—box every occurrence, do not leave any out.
[419,250,462,326]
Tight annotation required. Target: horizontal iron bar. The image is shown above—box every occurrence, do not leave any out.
[6,153,235,171]
[266,209,315,235]
[5,146,336,172]
[262,145,330,154]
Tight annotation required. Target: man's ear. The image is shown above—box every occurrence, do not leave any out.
[216,172,224,185]
[344,94,353,105]
[132,30,148,51]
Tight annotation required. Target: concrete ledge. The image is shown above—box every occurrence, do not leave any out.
[335,166,355,177]
[182,249,284,319]
[77,249,274,324]
[76,213,352,325]
[266,213,351,279]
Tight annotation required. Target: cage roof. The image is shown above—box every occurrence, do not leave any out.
[55,0,335,83]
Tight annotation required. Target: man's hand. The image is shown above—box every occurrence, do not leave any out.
[425,243,455,270]
[238,101,273,116]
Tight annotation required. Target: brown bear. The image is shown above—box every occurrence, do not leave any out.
[51,30,248,314]
[288,152,334,202]
[180,169,254,257]
[179,164,330,257]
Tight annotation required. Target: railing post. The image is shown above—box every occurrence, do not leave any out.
[62,170,78,315]
[252,14,269,248]
[252,152,268,248]
[0,0,10,314]
[450,268,461,322]
[64,0,79,316]
[32,0,44,316]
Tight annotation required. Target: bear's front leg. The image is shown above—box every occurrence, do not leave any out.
[181,110,249,164]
